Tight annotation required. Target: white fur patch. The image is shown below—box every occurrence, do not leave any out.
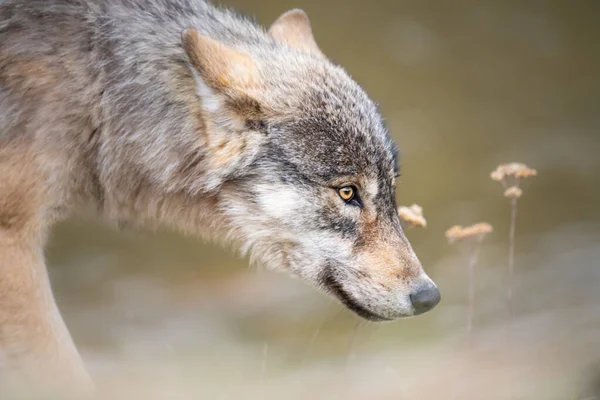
[191,68,222,114]
[255,183,306,220]
[365,179,378,200]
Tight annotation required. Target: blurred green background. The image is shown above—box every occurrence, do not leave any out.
[46,1,600,398]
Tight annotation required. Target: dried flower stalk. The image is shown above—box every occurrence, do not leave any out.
[490,162,536,328]
[445,223,493,339]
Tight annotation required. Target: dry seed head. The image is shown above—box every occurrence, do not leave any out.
[504,186,523,199]
[516,167,537,179]
[490,162,537,182]
[490,169,505,182]
[444,225,464,243]
[445,223,493,244]
[398,204,427,228]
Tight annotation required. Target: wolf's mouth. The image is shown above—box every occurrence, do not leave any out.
[320,265,392,322]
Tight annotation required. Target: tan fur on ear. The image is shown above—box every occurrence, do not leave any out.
[182,29,258,91]
[269,9,322,56]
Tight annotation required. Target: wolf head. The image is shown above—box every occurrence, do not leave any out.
[182,9,439,320]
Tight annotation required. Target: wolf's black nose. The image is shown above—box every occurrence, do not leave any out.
[410,285,441,314]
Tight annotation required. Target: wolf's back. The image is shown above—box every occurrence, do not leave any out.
[0,0,267,131]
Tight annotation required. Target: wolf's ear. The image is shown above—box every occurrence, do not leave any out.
[269,9,323,56]
[182,29,259,95]
[181,29,267,190]
[182,29,264,120]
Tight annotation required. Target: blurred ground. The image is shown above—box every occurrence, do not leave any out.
[50,222,600,399]
[45,0,600,398]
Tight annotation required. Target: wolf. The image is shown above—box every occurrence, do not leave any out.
[0,0,440,391]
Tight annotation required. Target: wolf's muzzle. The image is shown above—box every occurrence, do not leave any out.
[321,265,392,321]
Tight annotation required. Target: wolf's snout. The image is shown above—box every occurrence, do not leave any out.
[410,284,441,315]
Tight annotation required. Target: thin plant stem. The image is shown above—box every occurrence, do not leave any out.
[504,175,520,334]
[345,320,363,370]
[303,301,337,364]
[466,241,482,341]
[507,196,518,329]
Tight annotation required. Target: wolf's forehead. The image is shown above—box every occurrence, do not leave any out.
[276,112,395,182]
[303,86,392,159]
[269,63,397,180]
[301,77,384,135]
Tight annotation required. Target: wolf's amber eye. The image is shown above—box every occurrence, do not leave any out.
[338,186,355,201]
